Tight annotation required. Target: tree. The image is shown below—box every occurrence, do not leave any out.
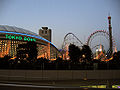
[109,51,120,69]
[16,41,38,63]
[0,55,11,69]
[113,51,120,61]
[69,44,81,63]
[16,44,28,60]
[27,41,38,62]
[81,45,93,63]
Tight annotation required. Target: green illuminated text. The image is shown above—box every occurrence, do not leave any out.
[5,34,36,42]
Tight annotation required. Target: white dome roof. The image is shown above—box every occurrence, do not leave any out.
[0,25,57,48]
[0,25,38,36]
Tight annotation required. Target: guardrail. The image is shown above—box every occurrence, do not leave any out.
[0,70,120,81]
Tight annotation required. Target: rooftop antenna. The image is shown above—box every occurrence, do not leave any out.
[108,12,110,17]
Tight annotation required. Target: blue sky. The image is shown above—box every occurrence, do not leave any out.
[0,0,120,50]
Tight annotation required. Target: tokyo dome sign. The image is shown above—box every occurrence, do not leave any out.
[5,34,36,42]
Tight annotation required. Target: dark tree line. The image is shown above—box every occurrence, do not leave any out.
[69,44,93,63]
[108,51,120,69]
[16,41,38,63]
[0,42,120,70]
[69,44,81,63]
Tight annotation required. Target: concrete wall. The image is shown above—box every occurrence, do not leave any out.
[0,70,120,81]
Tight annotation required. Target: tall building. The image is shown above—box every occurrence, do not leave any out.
[39,27,60,60]
[39,27,52,42]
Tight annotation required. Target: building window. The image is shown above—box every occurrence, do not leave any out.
[42,30,44,34]
[45,31,47,34]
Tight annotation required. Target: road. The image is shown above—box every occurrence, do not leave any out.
[0,82,117,90]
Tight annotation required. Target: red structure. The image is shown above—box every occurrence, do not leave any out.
[108,15,113,56]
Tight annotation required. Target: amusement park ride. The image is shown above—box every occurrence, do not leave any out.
[62,15,117,62]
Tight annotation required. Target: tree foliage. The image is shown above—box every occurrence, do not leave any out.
[27,41,38,61]
[68,44,93,63]
[113,51,120,62]
[81,45,93,62]
[68,44,81,63]
[16,41,38,62]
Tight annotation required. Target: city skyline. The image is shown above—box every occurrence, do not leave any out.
[0,0,120,50]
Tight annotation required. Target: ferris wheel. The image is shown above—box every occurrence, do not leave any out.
[86,30,116,59]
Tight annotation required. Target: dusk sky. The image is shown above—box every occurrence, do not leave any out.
[0,0,120,50]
